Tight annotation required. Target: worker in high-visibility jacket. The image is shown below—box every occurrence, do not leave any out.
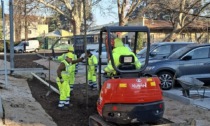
[104,38,141,76]
[55,45,78,92]
[56,53,85,109]
[87,50,98,89]
[67,45,78,92]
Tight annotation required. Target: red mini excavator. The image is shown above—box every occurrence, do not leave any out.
[89,26,164,125]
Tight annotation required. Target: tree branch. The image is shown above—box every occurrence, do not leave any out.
[35,0,66,17]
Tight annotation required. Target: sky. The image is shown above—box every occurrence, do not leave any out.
[0,0,117,26]
[91,0,119,25]
[93,11,117,25]
[92,4,118,25]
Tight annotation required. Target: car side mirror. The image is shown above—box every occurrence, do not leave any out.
[163,56,167,59]
[149,52,156,57]
[182,55,192,60]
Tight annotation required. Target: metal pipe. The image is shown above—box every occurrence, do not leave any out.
[2,0,8,87]
[9,0,14,73]
[31,72,59,94]
[83,0,88,109]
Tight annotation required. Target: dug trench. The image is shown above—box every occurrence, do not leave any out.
[27,78,99,126]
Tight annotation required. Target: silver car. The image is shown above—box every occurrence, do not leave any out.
[137,42,196,64]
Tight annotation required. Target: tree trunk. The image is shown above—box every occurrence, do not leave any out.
[15,22,21,42]
[162,22,182,41]
[72,15,82,35]
[119,19,127,26]
[72,21,81,35]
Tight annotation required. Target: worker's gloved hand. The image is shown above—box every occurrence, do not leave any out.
[52,56,58,61]
[49,56,57,61]
[83,54,88,59]
[56,77,64,83]
[48,57,52,60]
[95,66,97,72]
[75,69,78,73]
[60,78,64,83]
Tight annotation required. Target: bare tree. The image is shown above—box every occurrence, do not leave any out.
[117,0,143,26]
[147,0,210,41]
[14,0,40,41]
[35,0,101,35]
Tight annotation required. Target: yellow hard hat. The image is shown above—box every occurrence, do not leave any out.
[114,38,123,47]
[66,52,74,59]
[68,45,74,52]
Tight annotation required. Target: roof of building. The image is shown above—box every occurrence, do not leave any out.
[88,18,209,34]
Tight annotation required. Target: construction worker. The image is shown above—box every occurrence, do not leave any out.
[87,50,98,89]
[56,53,85,109]
[104,38,141,76]
[67,45,78,92]
[54,45,78,92]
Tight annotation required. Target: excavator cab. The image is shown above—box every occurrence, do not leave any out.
[89,26,164,126]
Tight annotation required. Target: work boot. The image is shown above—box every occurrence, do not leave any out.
[91,83,97,91]
[64,98,70,108]
[70,91,74,96]
[57,103,67,110]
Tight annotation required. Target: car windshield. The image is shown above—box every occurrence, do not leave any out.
[168,46,191,59]
[137,44,158,57]
[17,42,25,46]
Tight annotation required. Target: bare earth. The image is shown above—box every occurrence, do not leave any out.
[0,54,210,126]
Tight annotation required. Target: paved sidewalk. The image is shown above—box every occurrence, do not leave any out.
[0,75,57,126]
[163,88,210,110]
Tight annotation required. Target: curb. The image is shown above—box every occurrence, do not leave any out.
[0,96,4,125]
[0,96,3,118]
[163,91,193,105]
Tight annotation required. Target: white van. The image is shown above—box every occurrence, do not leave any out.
[14,40,40,53]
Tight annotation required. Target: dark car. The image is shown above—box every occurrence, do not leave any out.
[137,42,196,63]
[143,44,210,90]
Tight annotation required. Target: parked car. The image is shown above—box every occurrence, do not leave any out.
[137,42,196,63]
[14,40,40,53]
[143,44,210,90]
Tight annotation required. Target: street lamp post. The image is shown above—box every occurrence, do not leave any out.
[9,0,14,73]
[83,0,88,109]
[208,21,209,43]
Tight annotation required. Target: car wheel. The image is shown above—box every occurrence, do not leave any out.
[34,49,39,53]
[19,50,23,53]
[158,71,174,90]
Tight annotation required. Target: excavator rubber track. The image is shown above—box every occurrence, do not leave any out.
[89,114,194,126]
[89,114,116,126]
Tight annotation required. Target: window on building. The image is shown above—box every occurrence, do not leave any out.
[181,33,185,39]
[28,30,32,34]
